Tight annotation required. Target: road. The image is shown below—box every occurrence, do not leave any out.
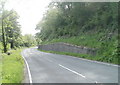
[21,47,118,83]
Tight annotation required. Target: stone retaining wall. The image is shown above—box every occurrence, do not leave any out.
[38,42,96,55]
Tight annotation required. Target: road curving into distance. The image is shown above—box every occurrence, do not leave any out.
[21,47,118,83]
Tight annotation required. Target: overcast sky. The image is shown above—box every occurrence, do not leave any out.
[5,0,51,35]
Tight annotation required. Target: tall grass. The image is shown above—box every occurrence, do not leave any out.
[0,52,2,84]
[40,31,118,64]
[0,42,2,84]
[2,49,24,83]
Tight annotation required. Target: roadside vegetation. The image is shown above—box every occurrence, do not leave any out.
[36,2,119,65]
[39,31,118,64]
[2,49,24,83]
[0,43,2,84]
[40,48,118,65]
[0,1,36,83]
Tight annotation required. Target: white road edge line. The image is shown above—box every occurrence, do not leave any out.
[21,52,33,83]
[59,64,86,78]
[40,49,119,67]
[68,56,119,67]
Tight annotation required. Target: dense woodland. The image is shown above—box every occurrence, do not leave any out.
[36,2,118,41]
[35,2,119,64]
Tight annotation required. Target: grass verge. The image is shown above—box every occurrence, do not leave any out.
[0,52,2,84]
[39,31,119,65]
[2,49,24,83]
[39,49,119,65]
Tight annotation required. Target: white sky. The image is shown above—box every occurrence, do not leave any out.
[5,0,51,35]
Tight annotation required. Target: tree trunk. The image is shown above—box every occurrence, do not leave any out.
[10,41,14,49]
[2,14,7,53]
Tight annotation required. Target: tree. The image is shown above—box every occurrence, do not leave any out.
[0,0,22,52]
[1,1,7,52]
[4,10,21,49]
[35,2,118,44]
[22,34,36,47]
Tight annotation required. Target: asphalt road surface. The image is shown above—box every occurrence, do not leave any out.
[21,47,118,83]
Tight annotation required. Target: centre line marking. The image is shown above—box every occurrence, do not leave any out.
[59,64,86,78]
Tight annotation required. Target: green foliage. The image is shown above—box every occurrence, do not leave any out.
[0,52,2,84]
[39,42,118,64]
[0,8,36,51]
[0,0,23,52]
[3,10,21,49]
[36,2,118,41]
[22,34,37,47]
[39,31,118,64]
[0,42,10,52]
[0,42,3,52]
[36,2,118,64]
[2,49,24,83]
